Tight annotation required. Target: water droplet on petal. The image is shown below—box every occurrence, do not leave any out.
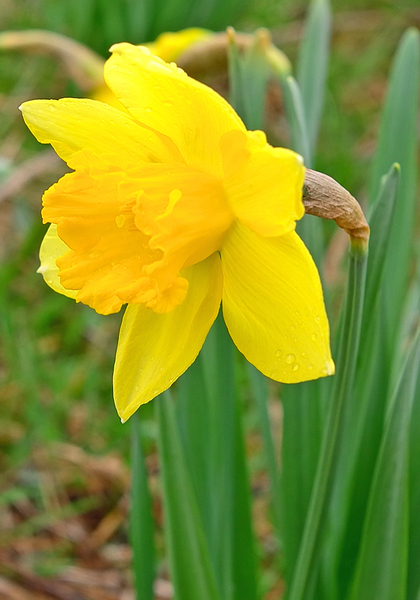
[312,333,317,341]
[286,353,296,364]
[145,107,152,113]
[292,364,299,371]
[275,349,282,357]
[169,189,182,202]
[115,214,126,228]
[315,316,321,323]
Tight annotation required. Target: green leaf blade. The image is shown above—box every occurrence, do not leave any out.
[368,28,420,350]
[296,0,332,156]
[348,332,420,600]
[156,392,222,600]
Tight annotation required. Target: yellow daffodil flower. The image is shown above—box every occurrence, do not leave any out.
[146,28,211,63]
[21,43,334,421]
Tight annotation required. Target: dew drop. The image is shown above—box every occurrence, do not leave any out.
[285,353,296,364]
[275,349,282,357]
[311,333,317,341]
[292,364,299,371]
[169,189,182,202]
[145,107,152,113]
[115,214,126,228]
[315,316,321,323]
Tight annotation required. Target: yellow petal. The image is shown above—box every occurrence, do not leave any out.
[146,28,211,62]
[104,43,245,177]
[114,253,223,421]
[37,224,77,299]
[20,98,180,167]
[221,222,334,382]
[90,84,128,112]
[220,129,305,236]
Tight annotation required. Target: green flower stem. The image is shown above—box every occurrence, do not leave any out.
[130,411,155,600]
[287,237,368,600]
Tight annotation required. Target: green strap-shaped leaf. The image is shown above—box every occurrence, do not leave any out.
[227,29,271,131]
[348,330,420,600]
[176,358,213,541]
[363,163,400,328]
[296,0,332,156]
[231,394,259,600]
[200,315,236,599]
[405,262,420,600]
[408,348,420,600]
[319,164,400,596]
[280,378,325,585]
[287,240,368,600]
[130,412,155,600]
[200,316,259,600]
[280,74,324,267]
[227,29,247,123]
[280,75,312,166]
[368,28,420,351]
[156,392,222,600]
[241,36,272,131]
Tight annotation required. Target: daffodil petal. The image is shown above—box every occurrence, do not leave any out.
[221,222,334,382]
[38,224,77,299]
[114,253,223,421]
[221,129,305,236]
[104,43,245,177]
[20,98,180,167]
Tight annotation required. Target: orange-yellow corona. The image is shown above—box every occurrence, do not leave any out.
[21,42,334,421]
